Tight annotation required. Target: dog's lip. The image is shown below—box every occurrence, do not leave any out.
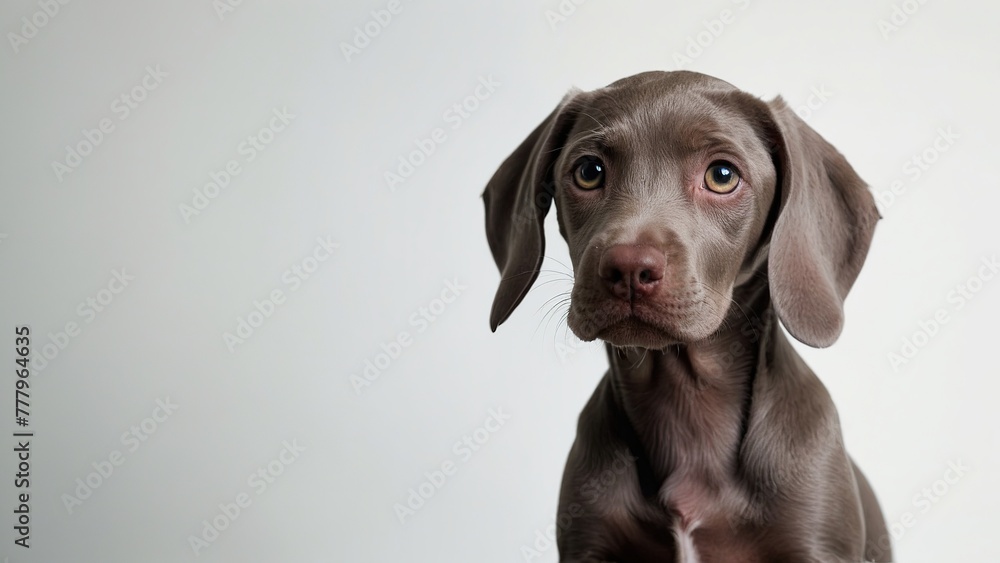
[570,294,701,347]
[594,311,683,348]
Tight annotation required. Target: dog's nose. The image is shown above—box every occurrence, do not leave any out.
[598,245,665,301]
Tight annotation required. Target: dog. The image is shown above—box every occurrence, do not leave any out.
[482,71,890,562]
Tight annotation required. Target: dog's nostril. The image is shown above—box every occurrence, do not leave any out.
[609,269,624,284]
[638,269,652,284]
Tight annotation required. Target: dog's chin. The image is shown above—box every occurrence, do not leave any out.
[595,317,683,349]
[569,305,714,349]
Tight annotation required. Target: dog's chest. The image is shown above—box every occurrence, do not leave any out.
[662,478,712,563]
[655,469,759,562]
[598,439,751,553]
[661,474,712,523]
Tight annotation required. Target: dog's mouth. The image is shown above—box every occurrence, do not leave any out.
[597,315,682,348]
[566,276,728,348]
[568,300,694,348]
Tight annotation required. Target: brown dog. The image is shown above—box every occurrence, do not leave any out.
[483,71,890,562]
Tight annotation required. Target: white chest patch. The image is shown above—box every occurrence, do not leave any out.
[673,521,701,563]
[664,478,709,563]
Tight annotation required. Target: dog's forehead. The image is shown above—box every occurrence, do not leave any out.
[572,72,760,154]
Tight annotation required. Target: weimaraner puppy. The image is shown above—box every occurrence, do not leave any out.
[482,71,890,562]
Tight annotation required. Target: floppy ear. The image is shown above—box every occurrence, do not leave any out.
[764,97,880,348]
[482,92,581,331]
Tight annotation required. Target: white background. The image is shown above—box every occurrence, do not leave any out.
[1,0,997,561]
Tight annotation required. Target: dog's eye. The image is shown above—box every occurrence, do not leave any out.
[704,162,740,194]
[573,158,605,190]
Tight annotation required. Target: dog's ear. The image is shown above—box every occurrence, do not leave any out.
[763,97,880,348]
[482,91,582,331]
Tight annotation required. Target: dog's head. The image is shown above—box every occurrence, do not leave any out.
[483,71,878,349]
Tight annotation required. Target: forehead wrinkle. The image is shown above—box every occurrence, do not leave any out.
[571,130,609,152]
[654,111,744,157]
[687,130,743,157]
[566,111,645,164]
[580,94,659,149]
[619,89,760,158]
[565,109,609,149]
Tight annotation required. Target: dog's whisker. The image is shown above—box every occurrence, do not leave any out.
[551,307,577,354]
[541,255,576,276]
[532,278,574,292]
[535,292,572,316]
[532,298,567,342]
[535,267,575,278]
[545,263,573,277]
[541,299,571,343]
[551,305,574,351]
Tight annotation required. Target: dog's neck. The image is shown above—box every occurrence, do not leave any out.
[604,275,774,490]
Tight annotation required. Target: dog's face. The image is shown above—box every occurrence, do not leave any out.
[483,71,879,349]
[554,76,778,347]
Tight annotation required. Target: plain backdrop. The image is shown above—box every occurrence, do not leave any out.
[1,0,997,561]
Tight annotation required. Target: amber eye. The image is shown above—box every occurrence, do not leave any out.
[704,161,740,194]
[573,158,605,190]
